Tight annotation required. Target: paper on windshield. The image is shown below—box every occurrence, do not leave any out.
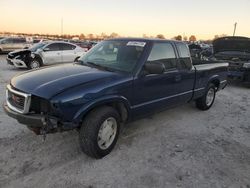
[127,41,146,47]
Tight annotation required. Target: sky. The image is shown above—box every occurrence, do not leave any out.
[0,0,249,39]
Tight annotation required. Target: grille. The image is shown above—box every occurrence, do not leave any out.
[6,85,31,114]
[8,91,25,110]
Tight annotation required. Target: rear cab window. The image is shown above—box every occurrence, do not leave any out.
[176,43,192,69]
[146,42,177,71]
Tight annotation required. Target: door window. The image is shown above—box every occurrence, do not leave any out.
[176,43,192,69]
[59,43,76,51]
[13,38,26,43]
[147,43,177,70]
[46,43,60,51]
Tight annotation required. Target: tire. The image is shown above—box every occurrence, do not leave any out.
[28,58,41,69]
[79,106,120,159]
[196,83,216,111]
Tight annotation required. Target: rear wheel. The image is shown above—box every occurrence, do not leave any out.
[28,58,41,69]
[196,83,216,110]
[79,106,120,159]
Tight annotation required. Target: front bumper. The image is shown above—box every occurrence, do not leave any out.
[3,103,76,134]
[3,103,44,127]
[6,57,27,68]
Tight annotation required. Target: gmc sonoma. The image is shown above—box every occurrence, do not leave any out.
[4,38,228,158]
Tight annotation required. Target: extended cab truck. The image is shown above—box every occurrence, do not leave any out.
[3,38,228,159]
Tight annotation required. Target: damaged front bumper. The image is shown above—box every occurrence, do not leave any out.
[6,57,28,68]
[3,103,75,135]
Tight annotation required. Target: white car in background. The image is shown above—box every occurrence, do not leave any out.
[0,37,31,52]
[7,41,86,69]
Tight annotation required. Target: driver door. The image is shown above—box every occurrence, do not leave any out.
[42,43,62,64]
[132,42,179,117]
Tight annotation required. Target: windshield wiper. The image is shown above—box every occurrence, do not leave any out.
[82,61,115,72]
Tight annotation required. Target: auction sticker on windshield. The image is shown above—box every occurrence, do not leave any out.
[127,41,146,47]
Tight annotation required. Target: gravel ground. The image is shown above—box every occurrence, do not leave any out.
[0,54,250,188]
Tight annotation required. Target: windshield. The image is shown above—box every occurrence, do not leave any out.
[0,38,6,44]
[29,42,47,52]
[78,40,146,73]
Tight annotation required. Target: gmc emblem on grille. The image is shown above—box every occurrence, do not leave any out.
[11,94,21,104]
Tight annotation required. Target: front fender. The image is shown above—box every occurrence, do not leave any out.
[72,95,131,124]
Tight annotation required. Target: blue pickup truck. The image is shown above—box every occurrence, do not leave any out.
[4,38,228,158]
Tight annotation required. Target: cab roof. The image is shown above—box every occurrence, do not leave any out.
[107,37,184,44]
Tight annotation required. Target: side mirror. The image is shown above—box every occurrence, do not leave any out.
[144,63,165,75]
[43,47,50,52]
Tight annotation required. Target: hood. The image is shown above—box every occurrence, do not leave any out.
[9,49,31,57]
[213,36,250,54]
[11,64,125,99]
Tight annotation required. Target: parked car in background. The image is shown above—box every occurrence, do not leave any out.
[211,36,250,83]
[0,37,31,52]
[4,38,228,158]
[74,41,98,51]
[33,38,48,43]
[7,41,86,69]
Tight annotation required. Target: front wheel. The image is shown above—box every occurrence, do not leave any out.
[196,83,216,110]
[28,59,41,69]
[79,106,120,159]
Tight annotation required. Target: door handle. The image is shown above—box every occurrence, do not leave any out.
[175,75,182,82]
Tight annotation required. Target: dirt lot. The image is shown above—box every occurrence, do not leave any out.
[0,54,250,188]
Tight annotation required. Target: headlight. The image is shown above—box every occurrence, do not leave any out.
[243,63,250,68]
[15,55,20,59]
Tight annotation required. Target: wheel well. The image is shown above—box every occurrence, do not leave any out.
[210,79,220,91]
[82,102,129,124]
[33,55,43,65]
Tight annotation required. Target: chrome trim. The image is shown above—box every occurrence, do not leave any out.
[131,87,205,109]
[194,87,205,92]
[6,84,31,114]
[131,90,193,109]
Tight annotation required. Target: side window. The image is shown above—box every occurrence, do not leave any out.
[46,43,60,51]
[176,43,192,69]
[59,43,76,51]
[13,38,26,43]
[147,43,177,70]
[4,38,13,44]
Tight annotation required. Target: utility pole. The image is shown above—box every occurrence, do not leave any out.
[233,22,237,36]
[61,17,64,37]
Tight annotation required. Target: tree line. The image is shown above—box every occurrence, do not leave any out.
[0,31,227,41]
